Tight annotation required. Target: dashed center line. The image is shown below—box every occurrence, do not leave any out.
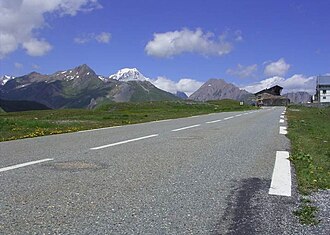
[0,158,54,173]
[171,124,201,132]
[90,134,159,150]
[206,119,222,124]
[224,116,234,120]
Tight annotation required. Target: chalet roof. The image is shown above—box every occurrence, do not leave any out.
[254,85,283,95]
[317,76,330,85]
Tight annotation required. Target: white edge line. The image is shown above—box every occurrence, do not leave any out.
[269,151,292,196]
[79,125,122,133]
[206,120,222,124]
[171,124,201,132]
[0,158,54,173]
[90,134,159,150]
[279,126,288,135]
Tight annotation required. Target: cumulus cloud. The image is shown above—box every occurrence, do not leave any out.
[0,0,102,59]
[226,64,257,78]
[242,74,315,94]
[145,28,233,58]
[22,38,52,56]
[151,77,203,96]
[264,58,290,76]
[74,32,111,44]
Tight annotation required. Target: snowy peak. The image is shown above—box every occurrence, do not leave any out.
[0,75,15,86]
[109,68,148,82]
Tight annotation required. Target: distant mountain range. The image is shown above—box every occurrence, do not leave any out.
[189,79,250,101]
[0,65,314,110]
[283,92,312,104]
[0,64,178,109]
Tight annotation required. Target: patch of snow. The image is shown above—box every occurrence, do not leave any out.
[87,72,90,75]
[61,71,67,74]
[0,75,16,85]
[16,84,29,89]
[76,75,79,78]
[109,68,149,82]
[98,75,106,82]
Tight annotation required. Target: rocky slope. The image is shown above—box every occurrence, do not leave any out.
[189,79,250,101]
[283,92,312,104]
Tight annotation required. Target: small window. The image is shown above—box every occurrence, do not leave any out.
[323,96,327,99]
[323,90,327,94]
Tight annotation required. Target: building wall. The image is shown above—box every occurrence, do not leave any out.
[319,88,330,103]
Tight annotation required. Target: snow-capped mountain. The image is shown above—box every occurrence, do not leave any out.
[0,75,15,86]
[0,64,178,109]
[109,68,149,82]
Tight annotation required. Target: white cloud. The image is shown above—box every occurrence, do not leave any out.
[32,64,40,69]
[95,32,111,43]
[264,58,290,76]
[14,62,23,69]
[22,38,52,56]
[151,77,203,96]
[0,0,102,59]
[242,74,315,94]
[74,32,111,44]
[235,30,243,41]
[226,64,257,78]
[145,28,233,58]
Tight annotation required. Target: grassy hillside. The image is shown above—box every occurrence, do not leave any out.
[0,99,256,142]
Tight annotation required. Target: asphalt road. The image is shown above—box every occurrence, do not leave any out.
[0,107,304,234]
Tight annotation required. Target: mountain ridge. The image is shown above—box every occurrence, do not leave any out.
[0,65,178,109]
[189,78,250,101]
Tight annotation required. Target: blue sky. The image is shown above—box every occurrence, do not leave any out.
[0,0,329,95]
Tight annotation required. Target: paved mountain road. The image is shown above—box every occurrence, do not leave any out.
[1,107,301,234]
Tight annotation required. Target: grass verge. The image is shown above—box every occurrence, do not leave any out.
[0,99,256,142]
[287,105,330,225]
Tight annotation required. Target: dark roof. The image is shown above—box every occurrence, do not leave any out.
[255,85,283,95]
[317,76,330,85]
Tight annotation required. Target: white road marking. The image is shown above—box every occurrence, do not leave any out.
[171,124,201,132]
[224,116,234,120]
[235,114,242,117]
[269,151,292,196]
[279,119,285,123]
[279,126,287,135]
[79,126,122,133]
[280,115,285,119]
[152,119,172,123]
[0,159,54,173]
[206,119,222,124]
[90,134,159,150]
